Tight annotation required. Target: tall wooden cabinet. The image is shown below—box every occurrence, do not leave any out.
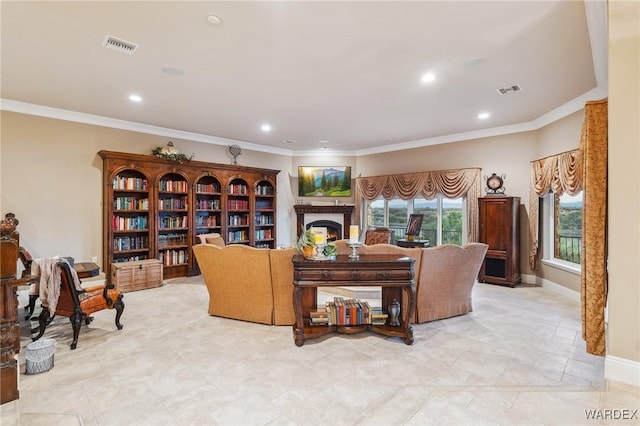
[99,151,279,279]
[478,196,521,287]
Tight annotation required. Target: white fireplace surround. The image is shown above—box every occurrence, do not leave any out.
[304,213,344,229]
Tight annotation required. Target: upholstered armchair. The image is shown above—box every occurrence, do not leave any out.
[32,259,124,349]
[415,243,488,323]
[364,227,393,245]
[197,232,225,247]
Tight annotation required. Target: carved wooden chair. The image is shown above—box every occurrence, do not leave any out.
[32,260,124,349]
[364,227,393,245]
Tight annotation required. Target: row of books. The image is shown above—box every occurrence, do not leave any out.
[310,297,389,326]
[228,183,248,194]
[255,185,274,195]
[196,183,220,193]
[196,215,218,227]
[228,230,248,242]
[227,199,249,210]
[158,215,188,229]
[113,215,148,231]
[196,199,220,210]
[159,249,188,265]
[228,214,249,226]
[114,197,149,211]
[158,198,187,210]
[113,175,148,191]
[255,229,273,240]
[159,180,188,193]
[113,236,148,252]
[255,213,273,225]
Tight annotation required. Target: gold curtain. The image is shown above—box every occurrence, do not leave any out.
[580,99,608,356]
[355,168,482,242]
[528,150,583,269]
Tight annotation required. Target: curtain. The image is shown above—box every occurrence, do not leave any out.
[528,150,583,269]
[580,99,608,356]
[355,168,482,242]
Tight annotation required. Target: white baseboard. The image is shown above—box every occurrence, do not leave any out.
[538,276,581,302]
[605,355,640,387]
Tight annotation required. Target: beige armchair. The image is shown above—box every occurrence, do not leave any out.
[415,243,488,323]
[197,232,225,247]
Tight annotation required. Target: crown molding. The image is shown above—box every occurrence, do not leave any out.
[2,85,604,159]
[0,99,295,157]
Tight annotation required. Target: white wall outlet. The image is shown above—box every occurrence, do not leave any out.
[92,256,98,263]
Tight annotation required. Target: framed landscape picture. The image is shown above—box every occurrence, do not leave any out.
[298,166,351,197]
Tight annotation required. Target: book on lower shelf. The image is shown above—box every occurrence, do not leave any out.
[310,298,386,326]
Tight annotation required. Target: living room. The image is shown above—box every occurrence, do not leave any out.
[1,1,638,424]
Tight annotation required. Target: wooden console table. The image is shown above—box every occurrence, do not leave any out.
[292,254,415,347]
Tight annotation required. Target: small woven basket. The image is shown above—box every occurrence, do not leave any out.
[25,338,56,374]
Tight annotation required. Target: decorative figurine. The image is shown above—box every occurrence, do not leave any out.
[388,298,401,327]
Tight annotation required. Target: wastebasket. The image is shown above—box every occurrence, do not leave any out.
[25,338,56,374]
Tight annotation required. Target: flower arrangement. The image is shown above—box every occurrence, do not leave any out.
[151,142,193,163]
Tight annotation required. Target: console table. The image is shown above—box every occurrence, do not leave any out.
[292,254,415,347]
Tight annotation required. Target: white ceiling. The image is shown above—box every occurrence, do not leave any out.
[0,1,607,156]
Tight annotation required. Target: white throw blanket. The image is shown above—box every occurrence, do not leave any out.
[31,258,83,313]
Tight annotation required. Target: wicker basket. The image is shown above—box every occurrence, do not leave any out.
[25,338,56,374]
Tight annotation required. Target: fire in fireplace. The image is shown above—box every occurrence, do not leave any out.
[307,220,342,242]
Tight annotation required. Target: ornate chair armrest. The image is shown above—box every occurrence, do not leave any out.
[102,282,118,306]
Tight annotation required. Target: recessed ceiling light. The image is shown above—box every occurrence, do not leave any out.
[129,94,142,102]
[319,140,329,144]
[421,72,436,83]
[261,124,272,132]
[478,112,490,120]
[320,147,330,151]
[207,15,221,25]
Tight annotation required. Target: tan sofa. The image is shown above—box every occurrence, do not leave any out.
[193,241,487,326]
[192,244,296,325]
[333,240,488,323]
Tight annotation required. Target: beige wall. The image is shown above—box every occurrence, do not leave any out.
[0,111,293,264]
[608,0,640,363]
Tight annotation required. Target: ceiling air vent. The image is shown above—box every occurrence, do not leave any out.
[497,84,522,95]
[102,35,138,55]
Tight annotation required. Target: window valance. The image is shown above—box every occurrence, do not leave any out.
[528,149,583,270]
[354,168,482,242]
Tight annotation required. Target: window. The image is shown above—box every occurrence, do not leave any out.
[543,191,582,268]
[365,195,465,245]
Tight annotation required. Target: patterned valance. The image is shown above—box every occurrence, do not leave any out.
[355,168,482,242]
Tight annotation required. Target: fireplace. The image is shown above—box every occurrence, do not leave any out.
[294,205,354,240]
[306,220,342,241]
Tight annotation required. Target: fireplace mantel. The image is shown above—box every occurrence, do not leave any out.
[294,205,354,237]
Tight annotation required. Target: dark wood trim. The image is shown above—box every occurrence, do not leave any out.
[293,205,354,237]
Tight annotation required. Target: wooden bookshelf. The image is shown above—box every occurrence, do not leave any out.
[99,150,279,279]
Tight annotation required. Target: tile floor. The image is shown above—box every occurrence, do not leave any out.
[1,277,638,426]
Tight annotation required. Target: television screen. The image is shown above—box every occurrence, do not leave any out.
[298,166,351,197]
